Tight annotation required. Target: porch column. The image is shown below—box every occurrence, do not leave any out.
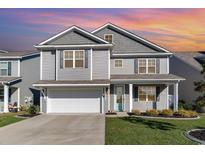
[173,82,179,111]
[107,86,110,112]
[129,84,133,112]
[3,84,9,113]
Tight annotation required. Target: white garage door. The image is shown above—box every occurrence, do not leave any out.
[47,88,102,113]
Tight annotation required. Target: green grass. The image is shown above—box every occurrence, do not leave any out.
[0,113,25,127]
[105,115,205,145]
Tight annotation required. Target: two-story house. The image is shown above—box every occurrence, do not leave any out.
[34,23,185,114]
[0,50,40,112]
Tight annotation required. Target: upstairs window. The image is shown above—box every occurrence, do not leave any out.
[0,61,11,76]
[138,59,146,74]
[64,50,84,68]
[114,59,123,68]
[138,58,156,74]
[104,34,113,43]
[148,59,156,73]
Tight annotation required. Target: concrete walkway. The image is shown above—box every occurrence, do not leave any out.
[0,114,105,145]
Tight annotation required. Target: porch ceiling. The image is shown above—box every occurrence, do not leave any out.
[110,74,185,84]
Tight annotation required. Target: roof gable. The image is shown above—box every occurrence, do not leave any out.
[92,23,171,53]
[39,26,109,45]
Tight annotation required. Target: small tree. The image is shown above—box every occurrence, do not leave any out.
[194,64,205,112]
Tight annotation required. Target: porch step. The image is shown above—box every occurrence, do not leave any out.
[116,112,129,116]
[106,112,129,117]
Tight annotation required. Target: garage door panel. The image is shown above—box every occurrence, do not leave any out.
[47,88,102,113]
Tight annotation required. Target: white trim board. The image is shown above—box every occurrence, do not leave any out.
[34,44,113,49]
[92,23,171,53]
[18,59,20,77]
[111,52,172,57]
[33,83,110,87]
[40,51,42,80]
[111,78,185,81]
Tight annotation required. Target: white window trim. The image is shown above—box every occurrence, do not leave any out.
[138,86,156,102]
[0,61,10,77]
[138,58,156,74]
[18,59,20,77]
[104,34,114,43]
[63,50,85,69]
[114,59,123,68]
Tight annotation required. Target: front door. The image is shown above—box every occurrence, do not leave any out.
[115,85,124,112]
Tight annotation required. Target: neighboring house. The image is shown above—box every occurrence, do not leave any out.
[0,50,40,112]
[33,23,184,114]
[170,52,204,105]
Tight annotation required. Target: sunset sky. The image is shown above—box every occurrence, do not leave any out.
[0,8,205,52]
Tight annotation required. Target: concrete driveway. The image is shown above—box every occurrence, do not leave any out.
[0,114,105,145]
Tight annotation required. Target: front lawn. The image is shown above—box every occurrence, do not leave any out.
[0,112,25,128]
[105,115,205,145]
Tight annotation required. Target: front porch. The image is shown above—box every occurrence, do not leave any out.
[106,74,185,113]
[0,77,21,113]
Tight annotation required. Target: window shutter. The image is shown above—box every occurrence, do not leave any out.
[133,86,138,101]
[8,62,11,76]
[60,51,63,69]
[110,84,114,95]
[156,59,160,73]
[134,58,138,74]
[85,50,88,68]
[156,86,160,102]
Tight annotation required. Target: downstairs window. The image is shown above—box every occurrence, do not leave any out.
[138,86,156,102]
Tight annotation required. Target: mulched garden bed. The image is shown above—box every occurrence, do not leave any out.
[127,112,199,119]
[189,130,205,141]
[15,114,40,118]
[106,112,117,115]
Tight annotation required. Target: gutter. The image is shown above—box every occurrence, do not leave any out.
[33,83,110,87]
[0,52,40,60]
[34,44,113,49]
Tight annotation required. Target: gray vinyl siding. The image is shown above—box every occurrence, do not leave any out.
[0,60,19,77]
[133,84,168,111]
[57,50,91,80]
[10,87,18,104]
[92,50,109,79]
[14,55,40,105]
[111,58,134,75]
[42,51,56,80]
[170,55,202,104]
[111,58,168,75]
[47,31,97,45]
[160,58,168,74]
[94,27,158,52]
[11,61,19,76]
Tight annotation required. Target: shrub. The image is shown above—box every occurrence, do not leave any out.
[178,100,195,110]
[161,109,173,117]
[146,109,159,117]
[174,109,198,118]
[132,109,141,115]
[188,111,198,117]
[19,104,29,111]
[27,105,40,115]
